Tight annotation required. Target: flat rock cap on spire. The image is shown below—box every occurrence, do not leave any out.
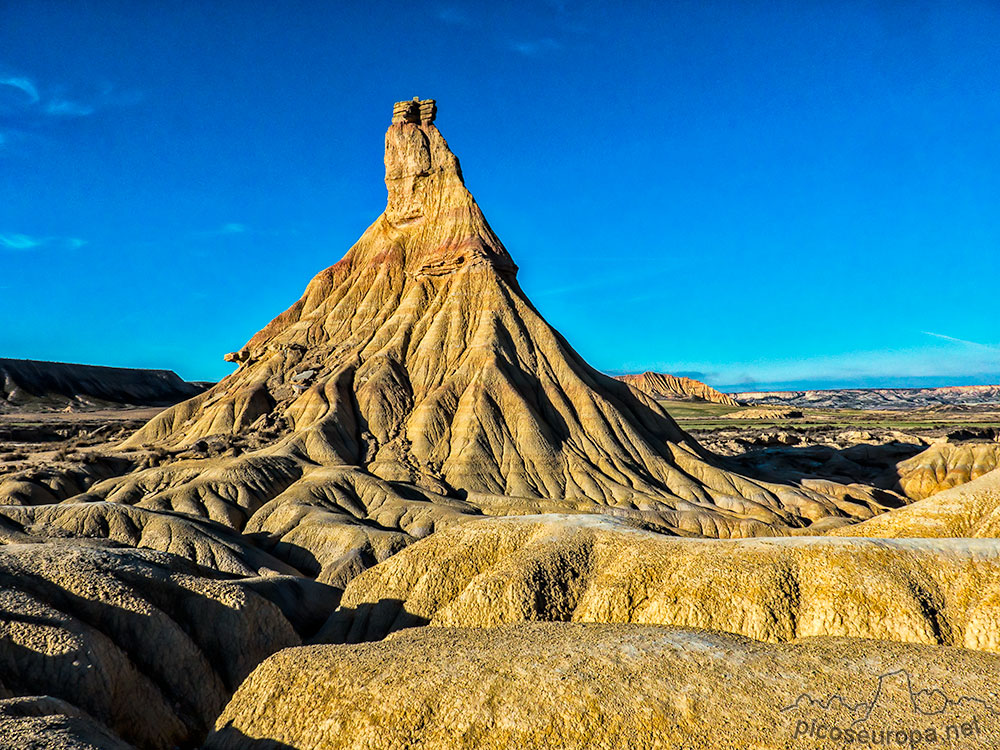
[392,97,436,124]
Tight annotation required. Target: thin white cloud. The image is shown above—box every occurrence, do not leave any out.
[920,330,993,349]
[0,72,139,127]
[94,80,143,107]
[0,233,86,251]
[511,38,563,56]
[0,233,42,250]
[45,99,95,117]
[195,223,249,237]
[0,76,39,103]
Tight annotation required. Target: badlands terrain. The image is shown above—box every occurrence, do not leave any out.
[2,99,1000,749]
[733,384,1000,410]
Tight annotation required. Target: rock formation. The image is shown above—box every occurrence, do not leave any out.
[0,501,305,577]
[322,513,1000,653]
[0,358,204,412]
[56,97,895,564]
[895,442,1000,500]
[206,623,1000,750]
[0,540,302,749]
[613,371,739,406]
[833,467,1000,538]
[0,696,138,750]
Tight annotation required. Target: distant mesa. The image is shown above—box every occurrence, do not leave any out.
[734,384,1000,411]
[613,371,739,406]
[730,406,804,420]
[0,357,206,413]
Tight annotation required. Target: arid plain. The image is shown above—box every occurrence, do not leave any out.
[2,100,1000,749]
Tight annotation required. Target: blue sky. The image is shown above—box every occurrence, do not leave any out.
[1,1,998,391]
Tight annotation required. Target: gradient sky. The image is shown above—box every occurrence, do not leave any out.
[1,1,998,391]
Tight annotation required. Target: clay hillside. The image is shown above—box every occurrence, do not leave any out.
[613,371,739,406]
[97,96,898,545]
[0,358,204,412]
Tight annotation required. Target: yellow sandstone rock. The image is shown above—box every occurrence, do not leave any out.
[895,442,1000,500]
[0,541,300,749]
[834,467,1000,538]
[206,622,1000,750]
[323,513,1000,653]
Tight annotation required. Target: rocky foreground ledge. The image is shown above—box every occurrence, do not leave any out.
[207,623,1000,750]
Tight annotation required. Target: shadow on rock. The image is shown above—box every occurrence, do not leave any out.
[0,543,303,750]
[205,724,302,750]
[311,598,429,644]
[726,440,925,503]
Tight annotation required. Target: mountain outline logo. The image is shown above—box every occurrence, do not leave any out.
[781,669,1000,725]
[782,669,996,745]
